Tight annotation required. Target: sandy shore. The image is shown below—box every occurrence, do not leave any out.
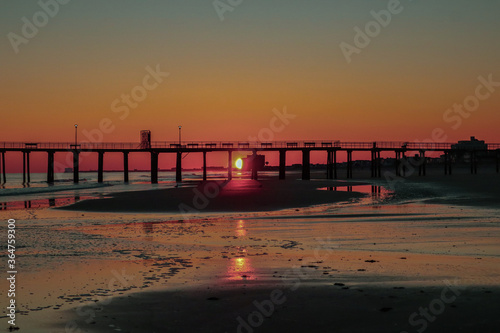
[45,207,500,332]
[4,173,500,332]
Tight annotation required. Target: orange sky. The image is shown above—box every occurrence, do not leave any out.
[1,1,499,172]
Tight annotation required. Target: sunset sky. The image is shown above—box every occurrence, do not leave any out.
[1,0,500,171]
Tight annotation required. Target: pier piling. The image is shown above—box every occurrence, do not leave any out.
[302,149,310,180]
[419,151,426,176]
[22,151,26,184]
[151,152,158,184]
[333,150,337,179]
[251,150,258,181]
[176,151,182,182]
[279,149,286,180]
[47,151,54,183]
[227,151,232,180]
[0,151,5,183]
[26,151,31,183]
[73,150,80,183]
[346,150,353,179]
[327,150,334,180]
[203,151,207,181]
[123,152,129,182]
[98,152,104,183]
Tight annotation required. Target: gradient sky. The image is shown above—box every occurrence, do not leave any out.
[1,0,500,171]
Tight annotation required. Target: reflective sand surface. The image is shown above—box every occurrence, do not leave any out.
[1,178,499,332]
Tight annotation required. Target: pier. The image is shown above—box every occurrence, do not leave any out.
[0,140,499,184]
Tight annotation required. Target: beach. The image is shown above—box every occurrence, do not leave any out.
[1,172,499,332]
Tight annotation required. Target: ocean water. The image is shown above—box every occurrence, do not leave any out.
[0,171,210,208]
[0,171,280,209]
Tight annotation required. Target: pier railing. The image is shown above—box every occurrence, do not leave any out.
[0,141,499,151]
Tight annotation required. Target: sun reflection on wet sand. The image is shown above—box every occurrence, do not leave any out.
[226,254,254,281]
[235,219,247,237]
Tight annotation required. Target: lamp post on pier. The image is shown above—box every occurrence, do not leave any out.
[178,125,182,147]
[74,124,78,146]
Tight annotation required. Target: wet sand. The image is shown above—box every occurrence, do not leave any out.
[2,174,500,332]
[56,283,500,333]
[45,207,500,333]
[60,179,366,213]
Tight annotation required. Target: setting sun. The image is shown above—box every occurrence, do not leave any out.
[235,158,243,170]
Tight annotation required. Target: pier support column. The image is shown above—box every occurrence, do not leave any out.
[22,151,26,184]
[371,143,377,178]
[419,151,426,176]
[123,152,129,182]
[1,151,5,183]
[395,151,400,177]
[401,151,406,177]
[98,151,104,183]
[327,150,333,180]
[176,151,182,182]
[302,149,310,180]
[251,150,258,181]
[444,151,452,175]
[470,150,477,175]
[73,150,79,183]
[279,149,286,180]
[26,151,30,183]
[377,151,381,178]
[371,150,381,178]
[0,151,3,184]
[346,150,353,179]
[227,151,233,180]
[467,151,475,175]
[333,150,337,179]
[371,150,376,178]
[422,151,427,176]
[203,152,207,181]
[47,151,54,183]
[151,152,158,184]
